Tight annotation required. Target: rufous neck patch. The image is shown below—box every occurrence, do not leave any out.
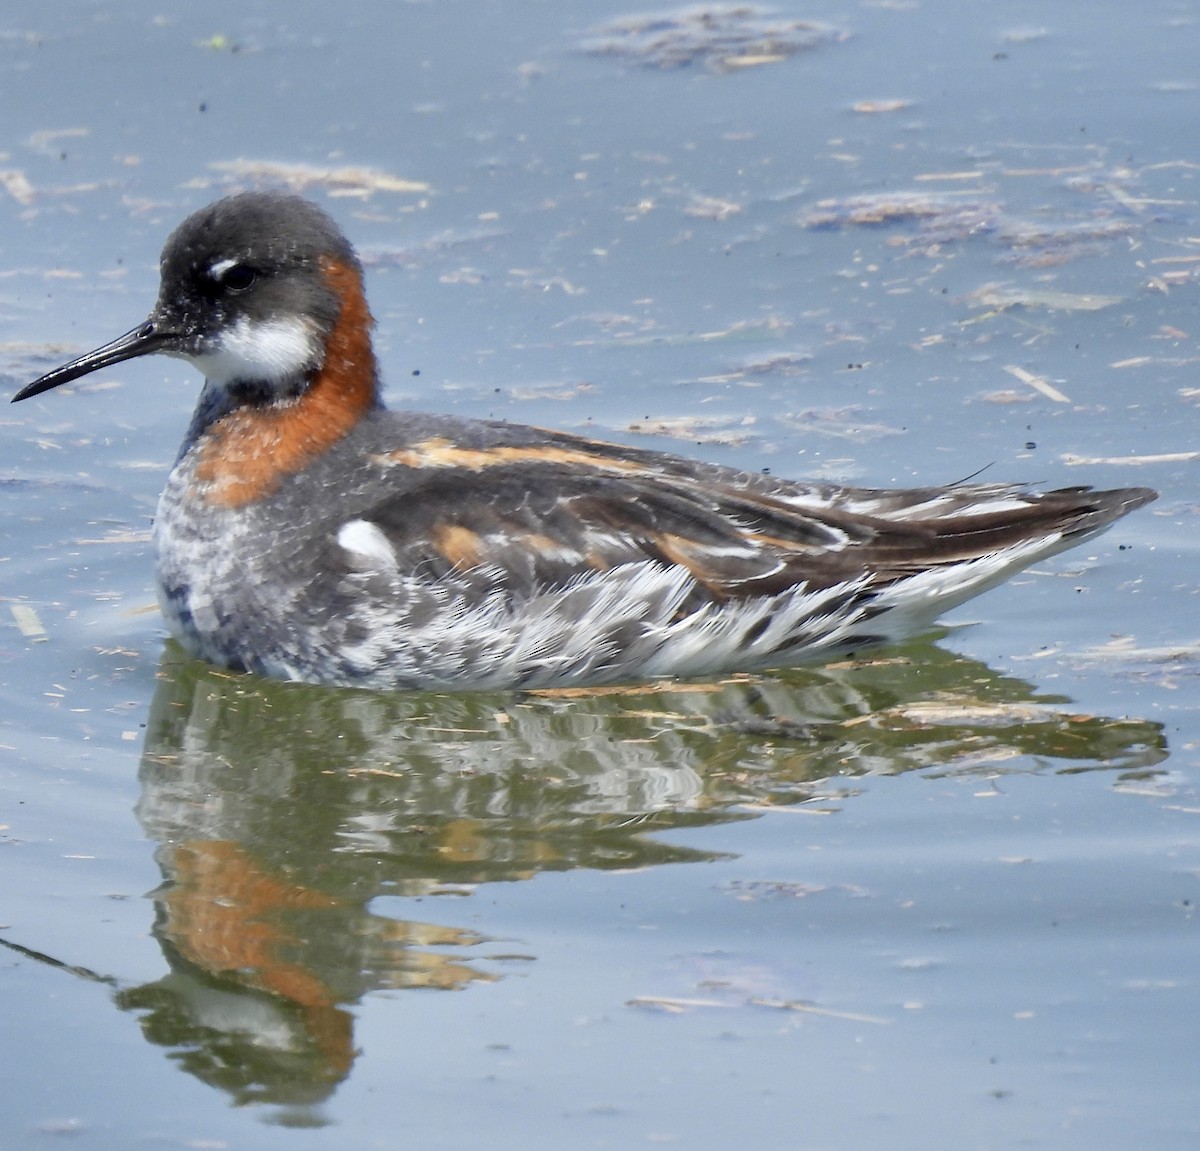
[194,257,378,508]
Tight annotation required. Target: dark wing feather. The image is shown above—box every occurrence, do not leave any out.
[348,425,1155,600]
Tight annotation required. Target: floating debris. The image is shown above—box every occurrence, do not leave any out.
[628,995,729,1013]
[748,998,891,1024]
[965,283,1121,313]
[202,160,429,198]
[580,6,849,72]
[800,188,1139,267]
[996,217,1136,267]
[0,169,36,205]
[1001,26,1051,45]
[1002,364,1071,403]
[196,33,242,53]
[524,675,753,699]
[1068,637,1200,686]
[724,879,869,900]
[506,269,585,296]
[801,191,1003,232]
[691,350,813,385]
[73,529,153,546]
[1062,450,1200,467]
[27,127,89,156]
[357,226,508,271]
[508,380,595,402]
[851,98,913,114]
[683,193,743,220]
[778,406,904,442]
[625,413,758,445]
[891,698,1074,727]
[627,992,888,1023]
[10,604,47,641]
[980,389,1036,405]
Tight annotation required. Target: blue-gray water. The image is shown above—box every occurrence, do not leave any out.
[1,2,1196,1148]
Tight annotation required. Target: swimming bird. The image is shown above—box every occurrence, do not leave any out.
[11,192,1155,690]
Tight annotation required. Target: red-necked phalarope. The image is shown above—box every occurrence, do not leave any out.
[12,192,1156,689]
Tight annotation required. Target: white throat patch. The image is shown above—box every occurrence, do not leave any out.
[185,314,319,387]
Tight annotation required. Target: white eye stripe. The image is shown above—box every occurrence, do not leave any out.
[208,257,241,281]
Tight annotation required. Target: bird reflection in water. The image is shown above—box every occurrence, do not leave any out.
[105,641,1165,1115]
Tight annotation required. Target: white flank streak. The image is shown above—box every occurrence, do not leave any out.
[337,520,398,573]
[873,536,1061,620]
[188,314,319,386]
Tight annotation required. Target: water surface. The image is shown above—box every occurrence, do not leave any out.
[1,2,1197,1148]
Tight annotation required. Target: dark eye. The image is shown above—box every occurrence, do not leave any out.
[220,264,258,293]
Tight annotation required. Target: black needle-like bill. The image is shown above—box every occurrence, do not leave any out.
[11,320,173,403]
